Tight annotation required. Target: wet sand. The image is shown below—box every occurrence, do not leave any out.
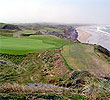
[76,26,110,51]
[76,27,91,43]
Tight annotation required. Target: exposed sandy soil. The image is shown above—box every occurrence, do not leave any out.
[76,27,91,43]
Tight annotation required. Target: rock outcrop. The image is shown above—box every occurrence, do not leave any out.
[2,24,21,30]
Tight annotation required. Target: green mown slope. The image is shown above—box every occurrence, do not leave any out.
[61,43,110,78]
[0,35,71,55]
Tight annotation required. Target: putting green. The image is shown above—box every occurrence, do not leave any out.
[0,36,68,55]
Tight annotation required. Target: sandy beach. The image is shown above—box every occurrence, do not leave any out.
[76,26,110,51]
[76,27,91,43]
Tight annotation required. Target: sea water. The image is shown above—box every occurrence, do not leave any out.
[97,25,110,34]
[82,25,110,51]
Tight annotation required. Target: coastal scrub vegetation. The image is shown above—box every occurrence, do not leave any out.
[0,23,110,99]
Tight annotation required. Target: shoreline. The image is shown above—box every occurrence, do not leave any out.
[76,27,91,43]
[76,26,110,51]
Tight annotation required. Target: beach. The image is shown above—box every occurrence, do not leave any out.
[76,27,91,43]
[77,26,110,51]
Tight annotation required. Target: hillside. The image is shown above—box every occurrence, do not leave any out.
[0,23,110,100]
[0,47,110,99]
[61,43,110,78]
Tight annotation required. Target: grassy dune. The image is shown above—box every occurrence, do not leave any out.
[0,28,110,99]
[0,37,110,99]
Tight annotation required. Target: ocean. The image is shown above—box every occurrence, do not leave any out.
[97,25,110,34]
[82,25,110,51]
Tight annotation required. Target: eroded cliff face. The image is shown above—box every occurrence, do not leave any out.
[46,27,78,40]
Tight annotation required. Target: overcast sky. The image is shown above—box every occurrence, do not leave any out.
[0,0,110,24]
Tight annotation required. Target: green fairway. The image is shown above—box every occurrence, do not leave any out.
[0,35,70,55]
[61,43,110,76]
[61,43,95,70]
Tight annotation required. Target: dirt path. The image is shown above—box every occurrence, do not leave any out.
[27,83,69,91]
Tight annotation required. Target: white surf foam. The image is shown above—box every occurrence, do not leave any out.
[82,25,110,51]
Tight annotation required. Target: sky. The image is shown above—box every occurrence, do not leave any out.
[0,0,110,24]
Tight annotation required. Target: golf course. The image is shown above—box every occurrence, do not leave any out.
[0,23,110,100]
[0,35,70,55]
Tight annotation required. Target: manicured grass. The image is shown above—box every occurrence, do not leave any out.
[21,30,36,34]
[61,43,110,75]
[0,35,71,55]
[61,43,94,70]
